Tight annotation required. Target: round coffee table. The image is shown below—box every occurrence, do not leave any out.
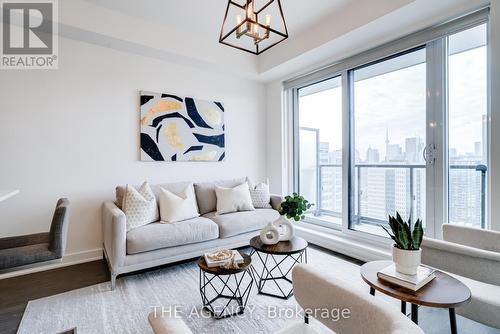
[361,260,471,334]
[198,252,253,319]
[249,235,308,299]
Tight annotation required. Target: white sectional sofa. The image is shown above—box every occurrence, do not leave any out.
[102,177,281,289]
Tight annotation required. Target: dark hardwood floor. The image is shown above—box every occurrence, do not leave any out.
[0,260,110,334]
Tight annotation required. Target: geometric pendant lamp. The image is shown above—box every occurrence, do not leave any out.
[219,0,288,55]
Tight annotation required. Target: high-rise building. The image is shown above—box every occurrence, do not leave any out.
[405,137,424,163]
[366,147,380,163]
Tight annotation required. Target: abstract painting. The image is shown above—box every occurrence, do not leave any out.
[140,91,225,161]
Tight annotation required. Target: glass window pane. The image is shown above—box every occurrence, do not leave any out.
[351,49,427,236]
[298,77,342,226]
[448,24,488,228]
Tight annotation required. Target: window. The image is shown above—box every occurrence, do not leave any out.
[288,9,490,241]
[351,49,427,235]
[297,77,342,227]
[447,24,488,228]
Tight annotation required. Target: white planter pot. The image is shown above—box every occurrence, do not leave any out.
[273,215,295,241]
[392,246,421,275]
[260,222,280,245]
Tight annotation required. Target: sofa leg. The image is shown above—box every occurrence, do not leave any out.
[110,273,117,291]
[304,313,309,324]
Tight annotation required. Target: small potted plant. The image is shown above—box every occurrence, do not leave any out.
[381,213,423,275]
[275,193,314,241]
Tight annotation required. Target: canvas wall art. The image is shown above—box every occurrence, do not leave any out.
[140,91,225,162]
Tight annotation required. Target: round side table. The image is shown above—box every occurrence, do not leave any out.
[249,235,308,300]
[198,252,253,319]
[361,260,471,334]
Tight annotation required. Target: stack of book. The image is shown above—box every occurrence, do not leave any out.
[204,249,244,268]
[377,264,435,291]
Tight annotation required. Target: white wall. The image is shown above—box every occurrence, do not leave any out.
[0,36,267,259]
[265,81,288,195]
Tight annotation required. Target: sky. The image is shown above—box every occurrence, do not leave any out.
[299,42,487,163]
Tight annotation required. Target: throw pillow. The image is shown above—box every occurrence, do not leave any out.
[159,183,200,223]
[215,182,255,215]
[122,182,159,232]
[247,177,272,209]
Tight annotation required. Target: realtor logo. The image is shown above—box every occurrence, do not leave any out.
[1,0,58,69]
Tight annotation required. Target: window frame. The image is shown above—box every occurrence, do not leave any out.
[287,8,490,241]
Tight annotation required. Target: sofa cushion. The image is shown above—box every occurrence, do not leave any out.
[126,217,218,254]
[215,182,254,215]
[116,181,193,209]
[194,177,246,215]
[0,243,57,270]
[159,184,199,223]
[203,209,279,238]
[122,182,160,231]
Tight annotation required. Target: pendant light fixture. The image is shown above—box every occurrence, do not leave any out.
[219,0,288,55]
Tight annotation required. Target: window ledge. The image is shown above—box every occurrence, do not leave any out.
[295,223,391,262]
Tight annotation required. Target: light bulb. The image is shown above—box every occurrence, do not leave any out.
[265,14,271,26]
[236,15,242,34]
[252,22,259,36]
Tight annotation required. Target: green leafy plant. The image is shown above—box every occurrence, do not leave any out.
[381,212,423,250]
[278,193,314,221]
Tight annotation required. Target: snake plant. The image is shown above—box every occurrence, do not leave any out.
[381,212,423,250]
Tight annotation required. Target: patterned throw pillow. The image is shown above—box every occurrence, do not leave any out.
[247,178,272,209]
[122,182,159,232]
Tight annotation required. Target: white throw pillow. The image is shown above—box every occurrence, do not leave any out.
[159,184,200,223]
[122,182,159,232]
[215,182,255,215]
[247,177,272,209]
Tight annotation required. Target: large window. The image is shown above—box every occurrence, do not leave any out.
[448,24,488,228]
[290,11,490,239]
[297,77,342,227]
[351,49,427,235]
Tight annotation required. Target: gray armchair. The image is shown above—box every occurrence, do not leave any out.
[421,224,500,329]
[0,198,70,270]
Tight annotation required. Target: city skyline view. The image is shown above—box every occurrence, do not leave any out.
[298,24,487,231]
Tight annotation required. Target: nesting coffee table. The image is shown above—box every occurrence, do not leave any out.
[249,235,308,299]
[198,252,253,319]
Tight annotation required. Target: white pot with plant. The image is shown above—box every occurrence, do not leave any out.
[381,213,424,275]
[276,193,314,241]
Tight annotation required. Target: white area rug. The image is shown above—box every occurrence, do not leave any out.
[17,246,499,334]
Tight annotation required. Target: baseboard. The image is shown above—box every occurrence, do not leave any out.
[0,248,103,280]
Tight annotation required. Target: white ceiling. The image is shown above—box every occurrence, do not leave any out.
[84,0,352,44]
[77,0,487,82]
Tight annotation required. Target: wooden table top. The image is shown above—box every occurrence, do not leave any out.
[249,236,308,255]
[197,252,251,275]
[361,260,471,308]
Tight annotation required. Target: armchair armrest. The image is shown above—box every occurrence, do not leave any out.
[102,201,127,271]
[421,237,500,285]
[0,232,49,250]
[443,224,500,253]
[270,194,283,211]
